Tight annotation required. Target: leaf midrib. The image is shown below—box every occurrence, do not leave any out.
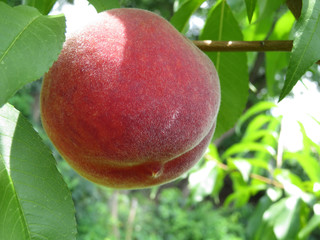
[0,14,41,64]
[282,0,320,98]
[216,0,226,70]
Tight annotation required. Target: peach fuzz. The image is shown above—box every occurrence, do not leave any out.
[40,8,220,189]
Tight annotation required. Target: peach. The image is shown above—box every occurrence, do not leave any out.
[40,8,220,189]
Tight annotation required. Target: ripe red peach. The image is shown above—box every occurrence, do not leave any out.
[40,8,220,189]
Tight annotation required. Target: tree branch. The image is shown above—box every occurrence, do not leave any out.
[194,40,320,64]
[193,40,293,52]
[205,154,284,189]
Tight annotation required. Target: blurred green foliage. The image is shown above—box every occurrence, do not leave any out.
[5,0,320,239]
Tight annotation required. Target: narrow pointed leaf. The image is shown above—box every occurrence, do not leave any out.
[0,3,66,107]
[244,0,257,23]
[222,142,276,159]
[236,101,277,132]
[279,0,320,101]
[0,104,76,239]
[243,0,284,41]
[170,0,206,32]
[200,0,249,139]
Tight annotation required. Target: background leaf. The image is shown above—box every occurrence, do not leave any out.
[243,0,284,41]
[298,206,320,238]
[236,101,277,133]
[244,0,257,23]
[263,197,301,240]
[88,0,120,12]
[23,0,57,15]
[279,0,320,101]
[200,0,249,139]
[265,11,295,96]
[246,195,276,240]
[170,0,206,32]
[286,0,302,19]
[0,3,66,107]
[0,104,76,239]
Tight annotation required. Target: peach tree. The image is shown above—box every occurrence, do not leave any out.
[0,0,319,239]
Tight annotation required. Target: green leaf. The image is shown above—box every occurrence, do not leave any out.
[189,160,219,202]
[246,195,276,240]
[299,121,320,157]
[232,159,252,182]
[23,0,57,15]
[266,11,295,96]
[222,142,276,160]
[232,157,269,170]
[243,0,284,41]
[243,129,278,143]
[88,0,120,12]
[200,0,249,139]
[224,182,266,207]
[279,0,320,101]
[245,115,274,134]
[170,0,206,32]
[281,122,320,182]
[237,101,277,132]
[252,115,281,164]
[189,144,225,201]
[263,197,301,240]
[244,0,257,23]
[0,3,66,107]
[284,152,320,182]
[0,104,76,239]
[298,205,320,238]
[274,169,313,201]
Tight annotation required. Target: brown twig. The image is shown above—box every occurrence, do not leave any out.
[193,40,320,65]
[193,40,293,52]
[205,154,283,189]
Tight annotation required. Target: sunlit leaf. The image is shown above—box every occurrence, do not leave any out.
[189,160,219,202]
[236,157,269,170]
[284,152,320,182]
[0,104,76,239]
[88,0,120,12]
[253,115,281,164]
[232,159,252,182]
[263,197,301,240]
[236,101,277,132]
[244,115,274,134]
[279,0,320,101]
[222,142,276,159]
[200,0,248,139]
[274,169,314,203]
[224,182,266,207]
[170,0,206,32]
[244,0,257,23]
[242,129,278,143]
[299,121,320,157]
[0,3,66,107]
